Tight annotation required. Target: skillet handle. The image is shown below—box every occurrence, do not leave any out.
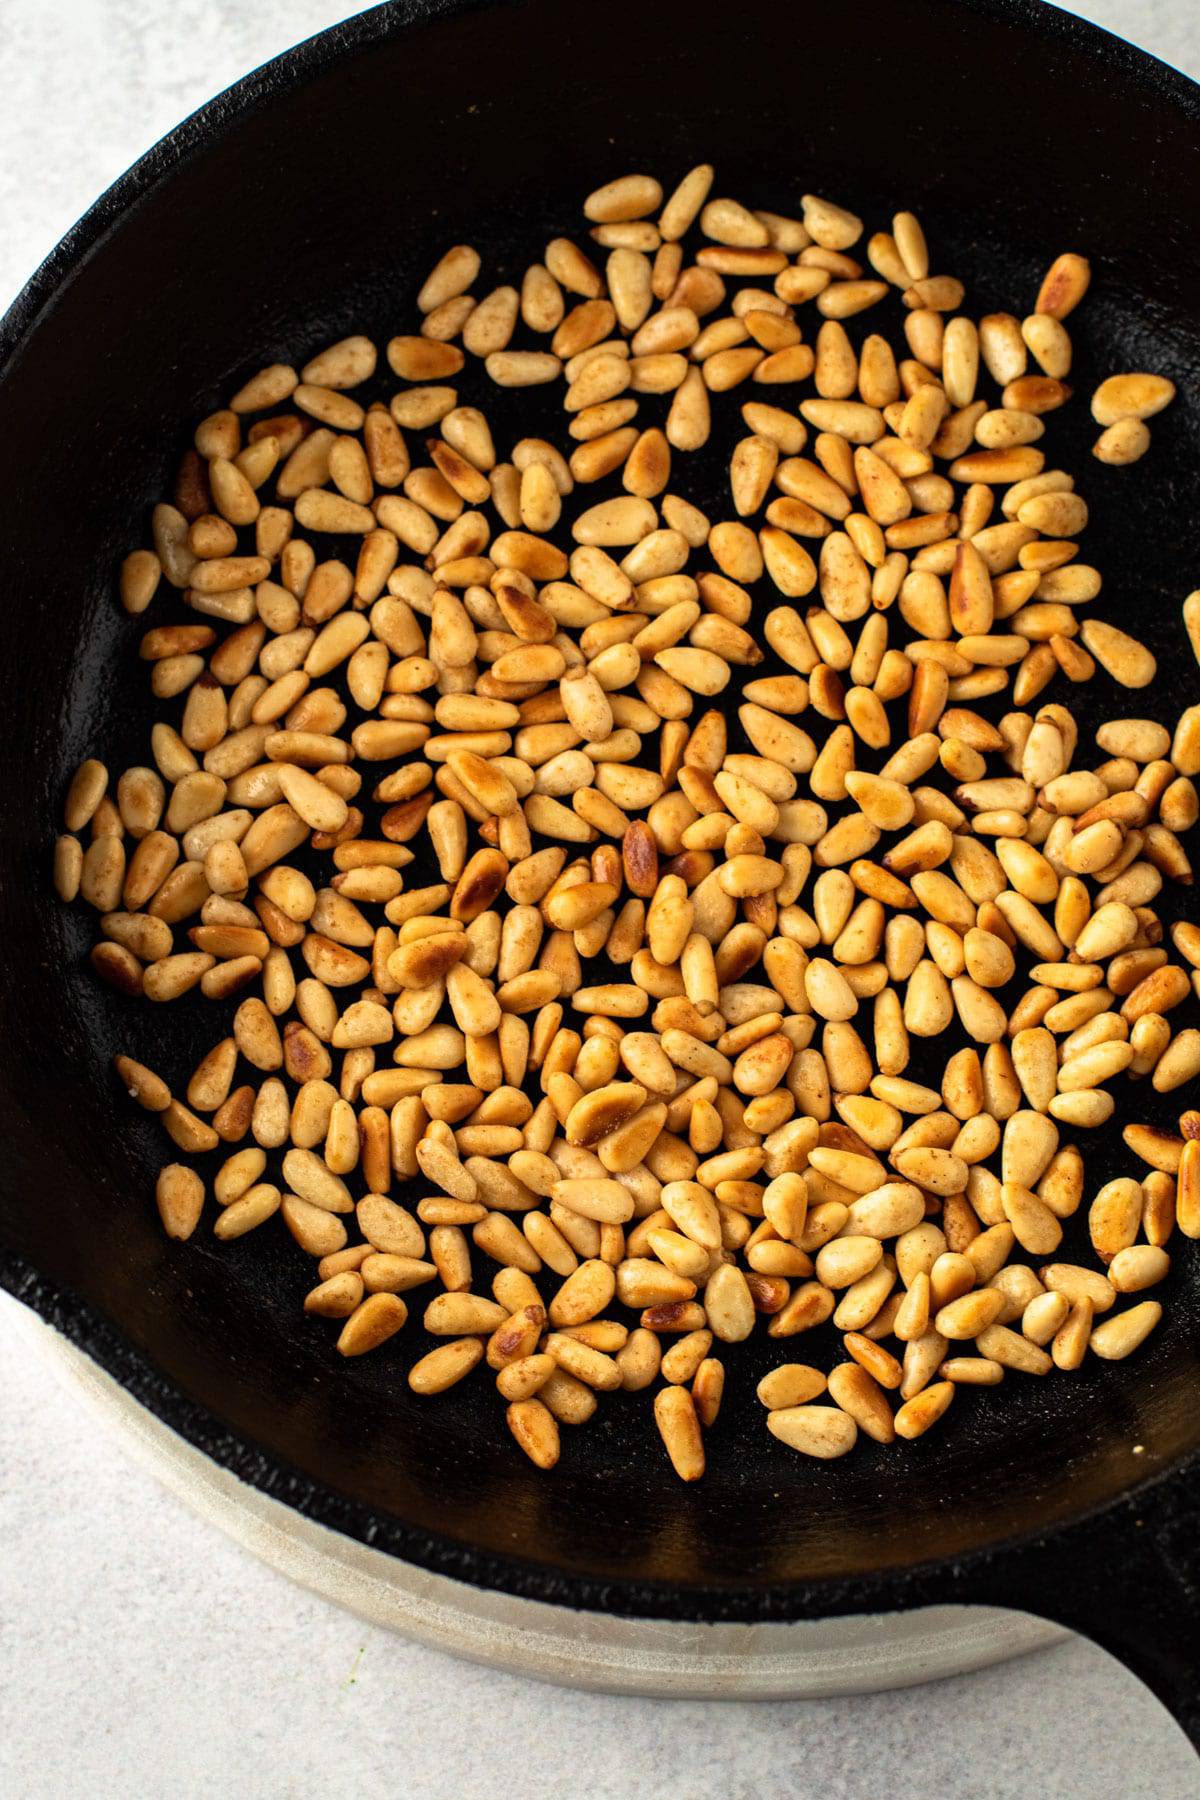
[949,1466,1200,1752]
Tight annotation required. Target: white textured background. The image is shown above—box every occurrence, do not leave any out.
[1,3,1198,1796]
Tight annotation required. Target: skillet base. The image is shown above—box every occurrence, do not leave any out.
[23,1311,1065,1699]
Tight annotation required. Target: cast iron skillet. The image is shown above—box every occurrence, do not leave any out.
[1,0,1198,1744]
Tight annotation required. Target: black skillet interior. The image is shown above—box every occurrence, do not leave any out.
[1,0,1199,1733]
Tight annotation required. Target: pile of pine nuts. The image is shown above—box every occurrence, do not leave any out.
[53,166,1200,1479]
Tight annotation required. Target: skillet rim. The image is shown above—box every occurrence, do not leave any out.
[0,0,1198,1626]
[4,0,1200,367]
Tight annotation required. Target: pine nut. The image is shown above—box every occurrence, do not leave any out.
[767,1404,857,1458]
